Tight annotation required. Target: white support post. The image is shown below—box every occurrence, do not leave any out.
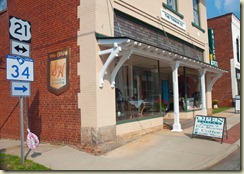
[169,61,182,132]
[199,69,207,115]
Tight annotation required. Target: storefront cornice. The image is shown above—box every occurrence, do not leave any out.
[98,37,227,87]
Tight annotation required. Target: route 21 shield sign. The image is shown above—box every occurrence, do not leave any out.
[9,16,31,43]
[47,49,70,95]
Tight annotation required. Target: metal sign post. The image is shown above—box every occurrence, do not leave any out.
[8,16,32,164]
[19,96,25,163]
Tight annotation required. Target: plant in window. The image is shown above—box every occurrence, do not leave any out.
[155,99,168,111]
[161,100,168,111]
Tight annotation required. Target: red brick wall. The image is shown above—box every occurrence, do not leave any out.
[207,14,233,107]
[0,1,81,145]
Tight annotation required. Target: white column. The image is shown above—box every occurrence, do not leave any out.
[199,69,207,115]
[169,61,182,132]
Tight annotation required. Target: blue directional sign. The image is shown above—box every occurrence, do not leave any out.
[6,55,34,81]
[11,81,31,97]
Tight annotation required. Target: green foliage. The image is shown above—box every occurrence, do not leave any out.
[212,107,231,114]
[0,153,51,170]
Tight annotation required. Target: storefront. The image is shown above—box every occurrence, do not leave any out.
[0,1,228,152]
[98,36,226,134]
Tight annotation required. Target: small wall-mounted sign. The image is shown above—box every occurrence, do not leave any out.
[161,9,186,30]
[210,60,218,67]
[47,49,70,95]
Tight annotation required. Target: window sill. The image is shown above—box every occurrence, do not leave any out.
[0,9,7,15]
[191,22,205,33]
[116,115,162,125]
[162,3,184,19]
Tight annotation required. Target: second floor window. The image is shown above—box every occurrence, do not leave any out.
[167,0,177,11]
[193,0,200,26]
[0,0,7,12]
[236,38,240,62]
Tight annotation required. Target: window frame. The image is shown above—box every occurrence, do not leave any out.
[191,0,205,33]
[193,0,200,26]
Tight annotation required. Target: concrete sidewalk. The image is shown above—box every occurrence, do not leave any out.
[0,108,240,170]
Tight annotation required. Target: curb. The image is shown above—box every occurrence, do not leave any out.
[193,142,240,170]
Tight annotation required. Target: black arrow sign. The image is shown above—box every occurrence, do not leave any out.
[14,45,27,53]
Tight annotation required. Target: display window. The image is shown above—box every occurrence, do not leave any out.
[178,67,202,111]
[115,56,162,123]
[115,55,202,123]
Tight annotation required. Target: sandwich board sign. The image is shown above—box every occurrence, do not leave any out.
[192,115,227,143]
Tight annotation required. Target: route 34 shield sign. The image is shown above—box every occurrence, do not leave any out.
[47,49,70,95]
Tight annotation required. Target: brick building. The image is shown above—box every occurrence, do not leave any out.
[207,14,240,107]
[0,0,226,154]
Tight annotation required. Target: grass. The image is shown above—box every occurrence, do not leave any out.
[0,153,51,170]
[212,107,231,114]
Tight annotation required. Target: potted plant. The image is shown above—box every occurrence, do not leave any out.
[154,99,168,115]
[212,99,218,108]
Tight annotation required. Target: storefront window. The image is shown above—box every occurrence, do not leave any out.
[236,68,240,95]
[178,67,202,111]
[115,57,161,123]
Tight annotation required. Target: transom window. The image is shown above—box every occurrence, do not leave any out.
[0,0,7,12]
[193,0,200,26]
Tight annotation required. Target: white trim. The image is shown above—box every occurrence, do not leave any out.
[98,38,225,96]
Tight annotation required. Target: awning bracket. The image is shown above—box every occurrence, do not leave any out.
[99,43,122,88]
[111,49,132,88]
[207,73,222,91]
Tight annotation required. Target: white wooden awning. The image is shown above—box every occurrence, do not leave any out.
[97,37,227,88]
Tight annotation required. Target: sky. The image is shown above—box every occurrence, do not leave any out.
[206,0,240,19]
